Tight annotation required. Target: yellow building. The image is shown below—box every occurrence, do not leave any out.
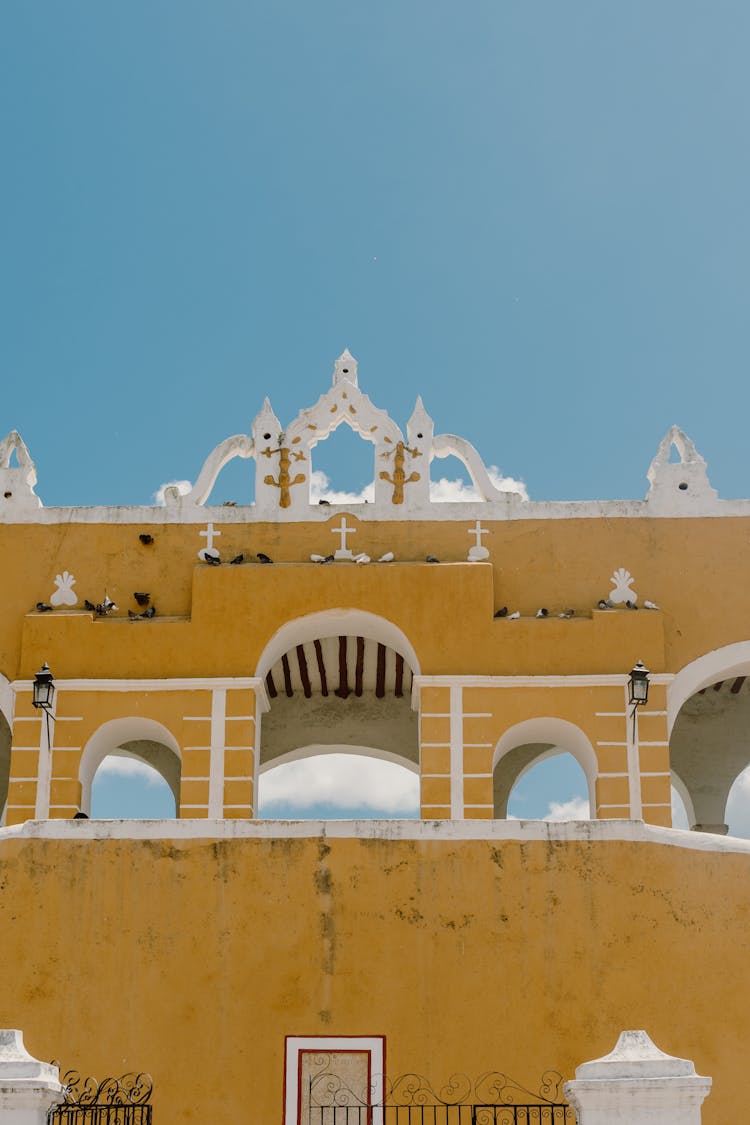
[0,353,747,1123]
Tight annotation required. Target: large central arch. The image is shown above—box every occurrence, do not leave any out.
[492,718,598,819]
[255,610,421,780]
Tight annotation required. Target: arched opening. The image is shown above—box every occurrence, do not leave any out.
[670,670,750,834]
[80,718,181,818]
[257,747,420,819]
[0,711,11,827]
[493,719,597,820]
[429,454,476,502]
[309,425,375,504]
[506,752,590,820]
[257,612,420,793]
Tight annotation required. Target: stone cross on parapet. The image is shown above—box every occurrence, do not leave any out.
[467,520,490,561]
[332,517,356,559]
[199,522,221,560]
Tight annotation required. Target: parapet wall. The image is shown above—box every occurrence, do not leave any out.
[0,820,746,1125]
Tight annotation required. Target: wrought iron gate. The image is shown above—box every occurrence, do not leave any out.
[307,1067,574,1125]
[47,1070,153,1125]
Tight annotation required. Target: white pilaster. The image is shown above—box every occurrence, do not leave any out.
[0,1029,64,1124]
[564,1030,711,1125]
[33,699,55,821]
[624,687,643,820]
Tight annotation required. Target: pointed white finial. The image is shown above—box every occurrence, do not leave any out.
[333,349,358,387]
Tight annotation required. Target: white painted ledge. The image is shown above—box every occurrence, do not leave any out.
[2,817,750,854]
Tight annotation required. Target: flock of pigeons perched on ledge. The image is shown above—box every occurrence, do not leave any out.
[493,599,660,620]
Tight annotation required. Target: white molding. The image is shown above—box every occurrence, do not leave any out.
[3,497,750,526]
[284,1036,385,1125]
[4,817,750,854]
[414,674,674,690]
[12,677,269,708]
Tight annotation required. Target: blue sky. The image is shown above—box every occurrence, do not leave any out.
[2,2,750,507]
[5,3,750,825]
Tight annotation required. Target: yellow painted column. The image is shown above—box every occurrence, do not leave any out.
[462,687,496,819]
[222,686,257,819]
[636,682,672,827]
[48,687,84,819]
[5,689,42,826]
[419,685,452,819]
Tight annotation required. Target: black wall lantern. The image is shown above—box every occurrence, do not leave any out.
[628,660,650,707]
[32,662,55,712]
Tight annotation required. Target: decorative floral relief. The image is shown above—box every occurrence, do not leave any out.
[609,567,637,604]
[50,571,77,607]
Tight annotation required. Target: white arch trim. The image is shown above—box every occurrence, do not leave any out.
[668,641,750,734]
[79,717,182,814]
[492,718,598,812]
[259,744,420,774]
[670,769,695,829]
[0,672,13,729]
[254,609,421,680]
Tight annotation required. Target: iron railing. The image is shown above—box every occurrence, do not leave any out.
[47,1071,153,1125]
[307,1067,574,1125]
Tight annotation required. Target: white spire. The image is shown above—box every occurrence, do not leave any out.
[332,348,358,387]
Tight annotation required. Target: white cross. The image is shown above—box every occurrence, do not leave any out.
[468,520,489,550]
[199,522,221,557]
[332,516,356,558]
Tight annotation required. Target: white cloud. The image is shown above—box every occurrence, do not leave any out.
[310,467,527,505]
[153,479,192,506]
[544,796,591,821]
[430,466,528,502]
[258,753,420,816]
[309,470,374,505]
[95,755,165,786]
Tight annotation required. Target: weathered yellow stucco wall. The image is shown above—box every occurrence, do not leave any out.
[0,829,746,1125]
[1,514,749,680]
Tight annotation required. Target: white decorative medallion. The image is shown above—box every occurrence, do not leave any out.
[50,571,78,607]
[609,568,637,605]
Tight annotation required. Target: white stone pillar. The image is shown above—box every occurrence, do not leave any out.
[0,1030,64,1124]
[564,1030,711,1125]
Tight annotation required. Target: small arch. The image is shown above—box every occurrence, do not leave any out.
[492,718,598,818]
[668,641,750,733]
[255,610,421,681]
[79,718,181,816]
[507,751,591,820]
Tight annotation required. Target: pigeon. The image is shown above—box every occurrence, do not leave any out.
[558,609,575,618]
[201,548,221,565]
[230,554,244,565]
[507,611,521,620]
[100,596,117,615]
[222,500,237,507]
[84,599,97,612]
[310,554,325,563]
[257,553,273,564]
[318,499,331,506]
[597,599,614,610]
[129,605,156,621]
[643,600,660,610]
[36,602,53,612]
[134,592,150,606]
[139,533,154,545]
[72,811,89,820]
[494,607,508,618]
[354,553,371,564]
[536,608,549,618]
[626,600,638,610]
[377,552,394,563]
[425,556,440,564]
